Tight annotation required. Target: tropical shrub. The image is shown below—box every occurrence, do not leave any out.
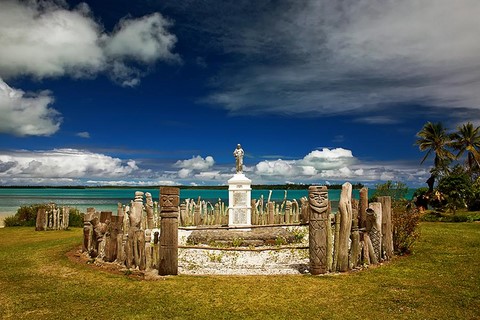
[437,165,473,214]
[392,200,421,255]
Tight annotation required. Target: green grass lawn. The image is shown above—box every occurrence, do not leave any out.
[1,223,479,320]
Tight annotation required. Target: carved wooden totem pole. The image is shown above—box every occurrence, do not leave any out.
[158,187,179,276]
[308,186,329,275]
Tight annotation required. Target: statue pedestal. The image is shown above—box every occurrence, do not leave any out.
[228,173,252,227]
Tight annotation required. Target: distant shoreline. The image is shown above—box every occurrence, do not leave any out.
[0,183,365,190]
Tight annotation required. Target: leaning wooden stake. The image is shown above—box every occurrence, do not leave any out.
[337,182,353,272]
[308,186,329,275]
[158,187,179,276]
[378,196,394,260]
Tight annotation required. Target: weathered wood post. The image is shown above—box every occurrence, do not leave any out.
[153,231,159,269]
[326,201,333,272]
[158,187,179,276]
[268,201,275,225]
[338,182,353,272]
[350,199,361,269]
[285,201,292,224]
[35,208,47,231]
[145,192,155,230]
[308,186,329,275]
[99,211,112,260]
[105,215,121,262]
[367,203,382,262]
[378,196,394,260]
[359,187,368,229]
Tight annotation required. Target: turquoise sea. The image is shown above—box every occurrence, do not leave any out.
[0,188,331,224]
[0,187,414,226]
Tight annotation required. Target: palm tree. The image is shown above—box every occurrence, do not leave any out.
[415,122,455,176]
[450,122,480,174]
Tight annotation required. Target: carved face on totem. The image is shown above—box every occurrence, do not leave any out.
[308,186,328,214]
[145,192,153,207]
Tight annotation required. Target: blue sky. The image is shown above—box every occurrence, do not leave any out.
[0,0,479,187]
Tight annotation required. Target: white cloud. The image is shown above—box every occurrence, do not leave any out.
[255,159,299,177]
[174,155,215,178]
[300,148,355,170]
[201,0,480,122]
[0,0,179,84]
[0,0,180,136]
[76,131,90,138]
[0,149,138,181]
[175,155,215,171]
[105,13,179,64]
[0,78,61,136]
[0,0,104,79]
[0,148,430,187]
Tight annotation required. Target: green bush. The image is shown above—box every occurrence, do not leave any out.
[5,204,49,227]
[69,208,84,227]
[392,200,421,255]
[4,215,22,227]
[4,204,83,228]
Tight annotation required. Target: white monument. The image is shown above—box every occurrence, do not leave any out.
[228,144,252,227]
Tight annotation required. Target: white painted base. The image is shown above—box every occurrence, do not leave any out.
[228,173,252,227]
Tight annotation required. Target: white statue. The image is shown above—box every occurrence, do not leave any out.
[233,144,244,173]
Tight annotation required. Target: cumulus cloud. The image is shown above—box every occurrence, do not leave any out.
[0,149,139,182]
[0,79,61,136]
[191,0,480,123]
[0,0,180,136]
[0,0,179,84]
[175,155,215,171]
[251,148,429,185]
[174,155,215,178]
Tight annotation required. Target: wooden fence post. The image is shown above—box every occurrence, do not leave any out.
[378,196,394,260]
[159,187,179,276]
[308,186,329,275]
[359,187,368,229]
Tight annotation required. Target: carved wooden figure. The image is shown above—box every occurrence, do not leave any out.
[350,199,361,268]
[145,192,154,229]
[158,187,179,276]
[308,186,329,275]
[366,203,383,262]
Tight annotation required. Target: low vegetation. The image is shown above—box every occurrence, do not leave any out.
[3,204,83,228]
